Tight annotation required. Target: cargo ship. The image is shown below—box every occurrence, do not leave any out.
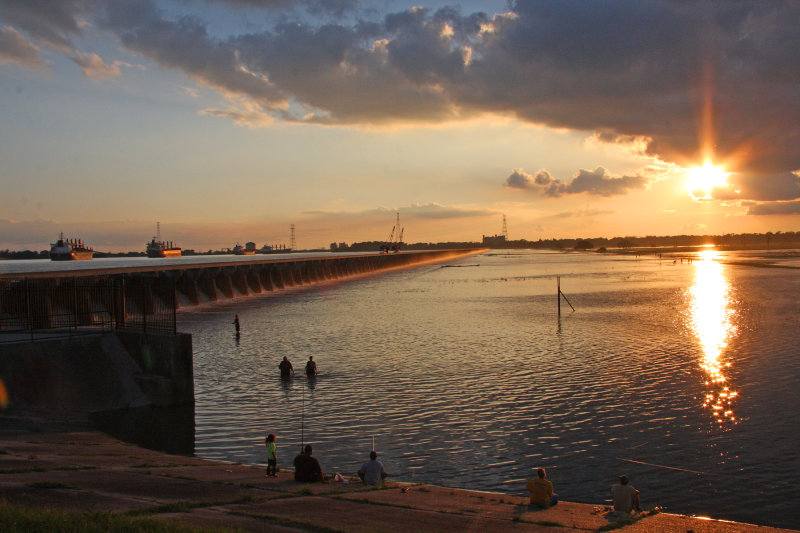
[146,222,181,258]
[50,232,94,261]
[233,243,255,255]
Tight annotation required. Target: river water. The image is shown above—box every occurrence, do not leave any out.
[169,249,800,529]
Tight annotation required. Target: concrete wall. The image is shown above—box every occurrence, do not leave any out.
[168,250,480,309]
[0,331,193,416]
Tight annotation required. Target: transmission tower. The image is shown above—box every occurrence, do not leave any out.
[289,224,296,251]
[502,214,508,239]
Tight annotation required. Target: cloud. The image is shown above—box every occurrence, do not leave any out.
[0,0,84,52]
[69,51,124,80]
[307,203,494,220]
[3,0,800,204]
[506,167,647,197]
[0,25,45,68]
[747,201,800,216]
[203,0,359,17]
[718,172,800,202]
[401,202,494,219]
[682,223,708,232]
[554,208,614,219]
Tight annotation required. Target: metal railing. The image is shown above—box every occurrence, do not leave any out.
[0,276,176,342]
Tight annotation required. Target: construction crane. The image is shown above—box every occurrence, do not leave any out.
[380,212,403,253]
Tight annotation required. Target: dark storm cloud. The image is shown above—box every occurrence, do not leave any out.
[506,167,646,197]
[3,0,800,205]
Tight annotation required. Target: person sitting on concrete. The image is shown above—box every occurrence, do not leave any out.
[305,356,317,377]
[279,356,294,379]
[611,475,641,513]
[293,444,323,483]
[526,467,558,508]
[358,451,388,486]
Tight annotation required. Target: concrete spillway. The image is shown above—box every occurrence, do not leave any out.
[168,249,482,308]
[1,249,485,310]
[0,249,483,447]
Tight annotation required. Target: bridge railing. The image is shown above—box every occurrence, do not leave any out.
[0,277,176,342]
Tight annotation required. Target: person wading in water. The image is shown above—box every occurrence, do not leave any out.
[279,356,294,379]
[305,356,317,377]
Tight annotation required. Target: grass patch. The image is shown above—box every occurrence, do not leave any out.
[230,510,342,533]
[27,481,73,490]
[0,503,239,532]
[0,465,97,474]
[163,474,198,481]
[131,463,191,469]
[329,496,414,510]
[126,495,257,516]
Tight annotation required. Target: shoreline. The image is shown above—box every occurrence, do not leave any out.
[0,430,796,532]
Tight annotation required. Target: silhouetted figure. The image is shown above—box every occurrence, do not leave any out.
[358,451,387,486]
[279,356,294,379]
[527,467,558,508]
[293,444,323,482]
[612,475,641,513]
[233,314,240,334]
[305,356,317,377]
[265,433,277,477]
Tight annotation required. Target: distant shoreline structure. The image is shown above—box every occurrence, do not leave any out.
[4,231,800,259]
[49,233,94,261]
[146,222,181,258]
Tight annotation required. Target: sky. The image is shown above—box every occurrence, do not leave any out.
[1,0,799,252]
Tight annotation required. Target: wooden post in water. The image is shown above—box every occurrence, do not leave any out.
[557,276,561,316]
[557,276,575,314]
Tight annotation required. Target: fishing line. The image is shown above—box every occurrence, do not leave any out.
[617,458,713,476]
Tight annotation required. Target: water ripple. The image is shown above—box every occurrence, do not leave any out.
[181,250,800,530]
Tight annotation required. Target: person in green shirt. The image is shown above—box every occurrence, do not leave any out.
[265,433,277,477]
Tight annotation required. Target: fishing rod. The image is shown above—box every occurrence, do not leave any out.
[300,383,305,452]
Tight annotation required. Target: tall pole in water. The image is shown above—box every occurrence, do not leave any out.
[557,275,561,316]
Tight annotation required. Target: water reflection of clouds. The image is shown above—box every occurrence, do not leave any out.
[689,250,738,426]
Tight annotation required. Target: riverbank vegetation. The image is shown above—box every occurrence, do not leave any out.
[0,503,237,533]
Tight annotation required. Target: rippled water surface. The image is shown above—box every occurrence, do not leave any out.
[179,250,800,529]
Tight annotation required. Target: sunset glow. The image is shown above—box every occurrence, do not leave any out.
[1,1,799,251]
[687,161,730,200]
[689,249,738,426]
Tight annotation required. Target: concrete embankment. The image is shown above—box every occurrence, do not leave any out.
[0,431,795,533]
[0,332,195,454]
[0,249,486,310]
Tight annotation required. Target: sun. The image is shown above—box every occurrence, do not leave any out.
[687,160,729,200]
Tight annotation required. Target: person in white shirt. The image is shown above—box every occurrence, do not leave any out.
[611,475,641,513]
[358,451,387,486]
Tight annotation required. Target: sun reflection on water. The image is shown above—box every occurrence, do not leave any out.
[689,249,738,426]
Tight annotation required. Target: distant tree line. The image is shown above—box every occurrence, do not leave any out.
[496,231,800,251]
[0,249,50,260]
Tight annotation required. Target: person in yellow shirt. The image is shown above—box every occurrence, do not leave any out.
[526,467,558,508]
